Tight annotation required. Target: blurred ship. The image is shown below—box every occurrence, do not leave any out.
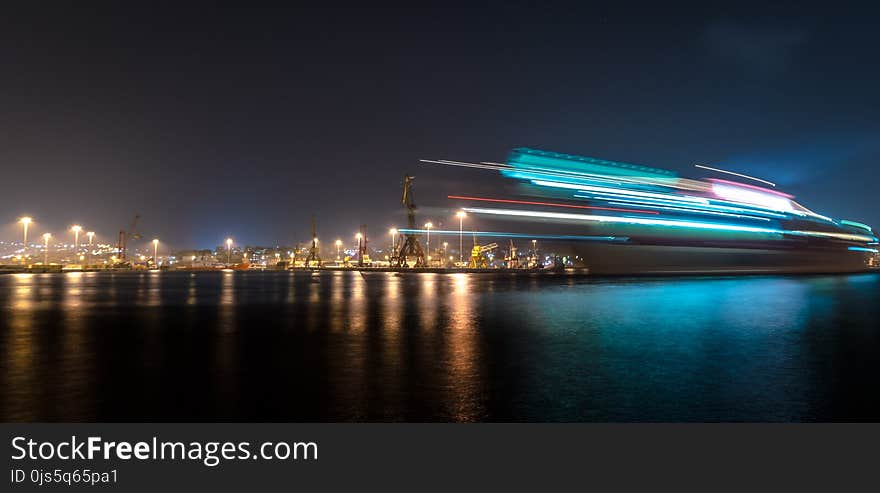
[434,148,878,275]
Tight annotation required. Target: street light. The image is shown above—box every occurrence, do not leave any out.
[42,233,51,265]
[355,232,364,266]
[389,228,397,258]
[18,216,32,263]
[226,238,233,265]
[152,238,159,268]
[456,211,466,264]
[71,225,82,264]
[335,239,342,260]
[86,231,95,266]
[424,222,433,258]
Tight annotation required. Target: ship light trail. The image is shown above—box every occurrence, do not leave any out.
[840,220,873,232]
[788,230,878,242]
[711,183,794,212]
[572,193,789,219]
[848,246,879,253]
[603,201,773,221]
[504,169,626,187]
[419,159,506,171]
[708,179,792,198]
[463,207,880,243]
[425,147,873,250]
[695,164,777,187]
[396,229,627,242]
[531,179,711,204]
[463,207,786,235]
[446,195,660,214]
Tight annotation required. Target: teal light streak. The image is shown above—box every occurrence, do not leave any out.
[573,193,788,219]
[508,148,677,178]
[462,207,787,235]
[396,229,627,242]
[841,220,873,232]
[848,246,879,253]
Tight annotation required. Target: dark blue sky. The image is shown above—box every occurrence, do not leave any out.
[2,3,878,249]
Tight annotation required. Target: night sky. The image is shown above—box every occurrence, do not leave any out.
[2,3,878,249]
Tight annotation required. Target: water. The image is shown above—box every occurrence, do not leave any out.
[1,270,878,422]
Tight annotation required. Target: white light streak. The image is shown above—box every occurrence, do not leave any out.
[695,164,777,187]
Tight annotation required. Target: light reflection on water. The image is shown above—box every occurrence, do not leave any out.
[1,271,879,422]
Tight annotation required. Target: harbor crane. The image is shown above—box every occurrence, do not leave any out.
[116,214,141,262]
[304,215,322,267]
[396,175,426,267]
[506,240,521,268]
[470,242,498,268]
[358,224,371,267]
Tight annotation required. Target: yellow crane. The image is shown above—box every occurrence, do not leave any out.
[470,242,498,268]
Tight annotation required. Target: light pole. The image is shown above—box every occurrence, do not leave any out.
[456,211,466,265]
[152,239,159,268]
[86,231,94,266]
[389,228,397,259]
[19,217,31,263]
[71,225,82,264]
[424,222,433,259]
[226,238,233,265]
[42,233,51,265]
[335,239,342,260]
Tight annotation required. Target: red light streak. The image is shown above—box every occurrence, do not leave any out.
[447,195,660,214]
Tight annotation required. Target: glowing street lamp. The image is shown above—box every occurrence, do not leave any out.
[19,216,31,245]
[152,238,159,268]
[71,225,82,264]
[226,238,233,265]
[424,222,433,257]
[389,228,398,258]
[456,211,466,264]
[19,217,32,264]
[335,239,342,260]
[42,233,51,265]
[86,231,95,266]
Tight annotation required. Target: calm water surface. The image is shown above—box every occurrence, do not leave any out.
[1,270,878,422]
